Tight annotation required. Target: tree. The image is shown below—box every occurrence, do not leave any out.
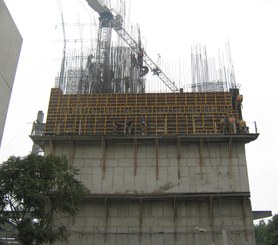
[255,214,278,245]
[0,154,87,245]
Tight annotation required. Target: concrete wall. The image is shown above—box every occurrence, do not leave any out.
[45,139,255,245]
[0,0,22,148]
[53,198,255,245]
[46,141,250,194]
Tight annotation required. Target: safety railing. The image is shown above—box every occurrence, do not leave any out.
[245,121,258,134]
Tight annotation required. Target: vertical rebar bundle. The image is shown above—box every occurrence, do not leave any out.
[55,0,238,94]
[190,43,238,93]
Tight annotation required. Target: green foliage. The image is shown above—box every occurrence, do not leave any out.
[0,154,87,245]
[255,214,278,245]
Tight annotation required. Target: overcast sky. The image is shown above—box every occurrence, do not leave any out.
[1,0,278,218]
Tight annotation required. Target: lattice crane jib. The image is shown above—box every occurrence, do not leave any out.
[96,13,113,65]
[95,11,114,92]
[85,0,179,93]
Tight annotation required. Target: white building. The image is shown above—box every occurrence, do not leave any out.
[0,0,22,148]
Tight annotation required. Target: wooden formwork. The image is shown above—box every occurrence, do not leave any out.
[45,88,238,136]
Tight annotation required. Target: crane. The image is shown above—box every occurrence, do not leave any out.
[85,0,179,92]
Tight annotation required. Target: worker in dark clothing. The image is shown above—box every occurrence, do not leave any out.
[232,94,237,110]
[137,48,144,68]
[220,115,227,134]
[125,120,133,134]
[112,117,120,134]
[86,54,94,74]
[131,53,137,68]
[220,115,229,134]
[141,117,146,135]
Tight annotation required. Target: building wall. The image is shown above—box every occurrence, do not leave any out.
[46,141,249,194]
[45,139,255,245]
[0,0,22,148]
[53,198,255,245]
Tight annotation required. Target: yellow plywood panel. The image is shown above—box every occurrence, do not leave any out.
[45,88,237,136]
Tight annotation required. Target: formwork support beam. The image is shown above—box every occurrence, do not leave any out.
[242,196,249,242]
[101,137,106,180]
[228,137,233,179]
[173,197,178,241]
[139,199,144,242]
[104,197,110,242]
[199,138,204,178]
[177,137,181,179]
[69,140,76,168]
[164,116,168,134]
[209,195,216,243]
[134,138,138,176]
[155,138,159,180]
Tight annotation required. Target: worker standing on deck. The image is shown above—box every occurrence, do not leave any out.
[137,47,144,68]
[228,115,236,134]
[238,120,247,134]
[236,94,243,120]
[125,120,133,134]
[236,95,243,109]
[131,53,137,68]
[112,117,120,134]
[141,117,146,135]
[220,115,227,134]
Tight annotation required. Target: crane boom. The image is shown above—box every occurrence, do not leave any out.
[113,25,179,92]
[86,0,109,14]
[85,0,179,92]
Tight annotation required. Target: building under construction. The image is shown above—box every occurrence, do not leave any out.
[30,0,261,244]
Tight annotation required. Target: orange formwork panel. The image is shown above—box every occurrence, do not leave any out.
[45,88,238,136]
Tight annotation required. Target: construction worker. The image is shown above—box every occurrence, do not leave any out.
[137,47,144,68]
[238,120,247,134]
[112,117,120,134]
[220,115,227,134]
[131,53,137,68]
[228,114,236,134]
[235,94,243,120]
[141,117,146,135]
[114,14,123,29]
[232,93,237,110]
[125,120,133,134]
[236,95,243,109]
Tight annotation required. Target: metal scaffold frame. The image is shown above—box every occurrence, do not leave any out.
[44,88,242,136]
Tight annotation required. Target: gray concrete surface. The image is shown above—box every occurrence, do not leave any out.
[45,139,256,245]
[0,0,22,148]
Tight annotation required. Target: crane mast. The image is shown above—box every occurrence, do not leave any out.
[95,11,113,92]
[86,0,179,92]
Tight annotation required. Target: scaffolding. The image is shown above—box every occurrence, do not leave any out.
[44,88,239,136]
